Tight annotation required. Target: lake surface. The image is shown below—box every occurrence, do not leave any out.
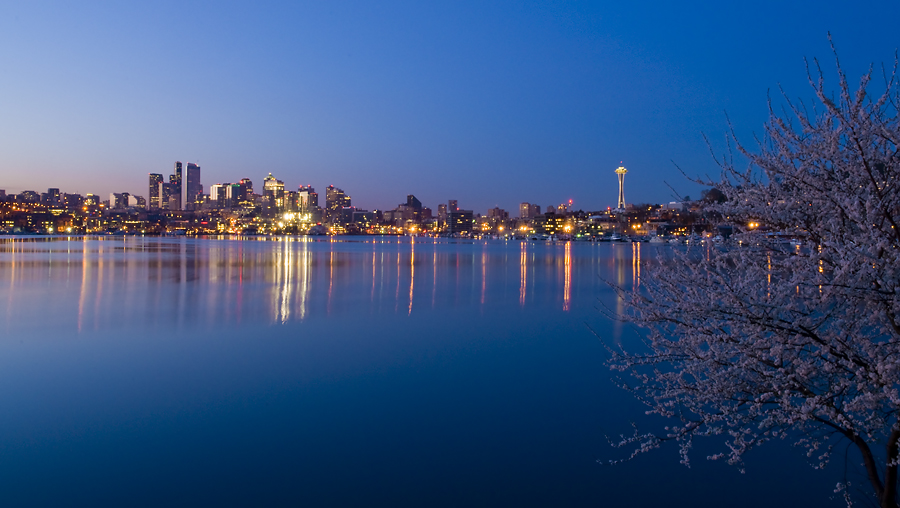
[0,236,838,506]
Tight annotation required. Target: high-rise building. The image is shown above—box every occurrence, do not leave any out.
[437,204,448,221]
[519,202,532,219]
[487,207,508,220]
[46,188,60,206]
[448,209,473,235]
[149,174,163,209]
[110,192,130,209]
[238,178,253,205]
[448,199,458,212]
[239,178,253,195]
[298,185,318,214]
[168,162,183,210]
[407,195,422,210]
[262,173,285,214]
[325,185,351,222]
[228,184,242,208]
[209,184,227,208]
[185,163,201,210]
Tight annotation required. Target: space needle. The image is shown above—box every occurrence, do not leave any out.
[615,164,627,211]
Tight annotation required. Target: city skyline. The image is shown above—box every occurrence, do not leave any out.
[1,2,898,213]
[1,162,647,216]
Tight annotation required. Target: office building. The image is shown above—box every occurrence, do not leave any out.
[325,185,351,222]
[185,163,201,210]
[298,185,318,214]
[149,174,163,209]
[263,173,285,214]
[448,209,473,235]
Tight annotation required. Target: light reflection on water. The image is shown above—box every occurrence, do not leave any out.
[0,236,639,335]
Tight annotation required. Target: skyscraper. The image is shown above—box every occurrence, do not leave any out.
[298,185,318,214]
[185,163,201,210]
[169,162,183,210]
[149,174,163,209]
[238,178,253,205]
[263,173,285,215]
[325,185,351,222]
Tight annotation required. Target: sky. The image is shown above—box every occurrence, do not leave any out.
[1,1,899,214]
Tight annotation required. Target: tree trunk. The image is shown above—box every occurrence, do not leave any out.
[853,436,888,505]
[881,429,900,508]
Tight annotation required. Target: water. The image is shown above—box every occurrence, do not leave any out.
[0,236,838,506]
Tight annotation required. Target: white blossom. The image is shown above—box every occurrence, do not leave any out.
[608,42,900,508]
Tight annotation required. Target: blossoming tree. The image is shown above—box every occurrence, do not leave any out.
[609,50,900,507]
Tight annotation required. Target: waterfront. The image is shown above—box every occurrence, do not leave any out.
[0,236,836,506]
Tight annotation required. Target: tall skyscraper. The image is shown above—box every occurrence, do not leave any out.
[168,162,183,210]
[448,199,458,212]
[149,174,163,209]
[325,185,351,222]
[263,173,285,214]
[185,163,201,210]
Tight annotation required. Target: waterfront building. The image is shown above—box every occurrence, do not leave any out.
[519,202,532,219]
[447,208,473,235]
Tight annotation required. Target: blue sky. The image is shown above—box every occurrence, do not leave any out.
[1,1,898,213]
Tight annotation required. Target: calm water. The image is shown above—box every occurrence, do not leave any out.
[0,236,837,507]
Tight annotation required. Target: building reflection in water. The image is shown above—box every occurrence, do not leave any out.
[563,241,571,311]
[519,241,527,306]
[481,244,487,306]
[408,238,415,315]
[632,241,641,289]
[0,237,644,334]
